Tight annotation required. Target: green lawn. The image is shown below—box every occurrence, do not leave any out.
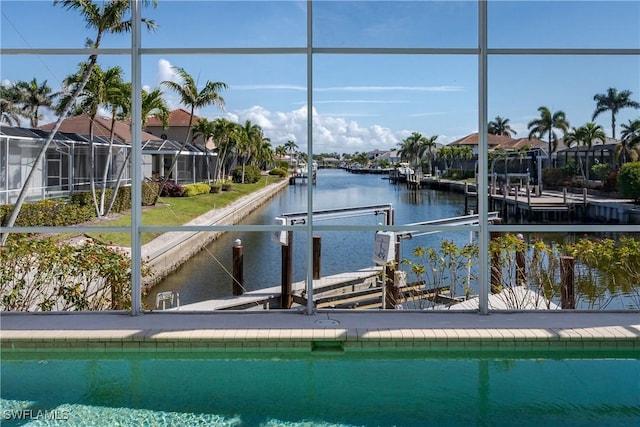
[80,176,282,247]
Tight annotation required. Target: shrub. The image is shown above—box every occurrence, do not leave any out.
[269,167,288,177]
[444,168,474,180]
[275,160,290,170]
[541,168,564,187]
[71,187,133,214]
[591,163,610,181]
[617,162,640,202]
[1,199,94,227]
[210,184,222,193]
[182,183,211,197]
[160,182,184,197]
[142,182,159,206]
[0,235,147,311]
[232,165,262,183]
[561,161,579,177]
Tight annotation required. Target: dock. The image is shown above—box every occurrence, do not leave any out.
[162,267,455,311]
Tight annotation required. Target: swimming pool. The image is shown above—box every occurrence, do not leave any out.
[2,351,639,426]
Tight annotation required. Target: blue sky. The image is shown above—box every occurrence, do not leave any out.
[1,0,639,155]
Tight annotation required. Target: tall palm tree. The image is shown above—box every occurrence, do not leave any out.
[212,117,238,182]
[275,145,287,160]
[160,66,227,192]
[438,145,454,171]
[527,106,569,167]
[398,132,424,166]
[284,139,298,169]
[2,0,157,245]
[236,120,262,183]
[255,138,274,171]
[592,87,640,139]
[192,117,216,181]
[15,78,55,127]
[59,63,125,216]
[418,134,438,175]
[488,115,517,137]
[579,122,606,182]
[118,86,169,130]
[0,84,23,126]
[619,119,640,163]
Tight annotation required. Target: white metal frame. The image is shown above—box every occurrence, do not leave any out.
[1,0,638,315]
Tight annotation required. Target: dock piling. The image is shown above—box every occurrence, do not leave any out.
[313,236,321,280]
[232,239,244,296]
[281,231,293,309]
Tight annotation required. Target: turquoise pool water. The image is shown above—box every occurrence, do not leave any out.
[2,351,639,426]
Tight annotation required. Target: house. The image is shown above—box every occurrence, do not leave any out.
[1,124,131,205]
[449,133,547,152]
[0,114,218,205]
[556,137,621,172]
[145,108,212,148]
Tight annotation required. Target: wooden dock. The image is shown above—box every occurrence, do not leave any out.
[164,267,453,311]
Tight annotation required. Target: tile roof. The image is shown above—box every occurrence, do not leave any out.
[146,108,200,127]
[39,114,161,144]
[449,132,514,147]
[494,137,547,151]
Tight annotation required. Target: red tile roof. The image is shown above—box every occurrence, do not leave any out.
[39,114,161,143]
[449,132,515,147]
[494,137,547,151]
[146,108,200,127]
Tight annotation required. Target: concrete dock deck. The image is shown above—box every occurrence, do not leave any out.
[2,312,639,353]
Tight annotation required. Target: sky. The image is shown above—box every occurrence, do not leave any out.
[1,0,639,155]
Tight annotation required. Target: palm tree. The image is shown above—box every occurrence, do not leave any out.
[619,119,640,163]
[212,117,238,182]
[118,86,169,130]
[275,145,287,161]
[1,0,157,245]
[59,63,125,217]
[579,123,606,182]
[284,139,298,169]
[527,106,569,167]
[438,145,454,171]
[236,120,262,183]
[592,88,640,139]
[0,84,23,126]
[398,132,424,166]
[418,134,438,175]
[192,117,216,181]
[255,138,274,171]
[564,123,606,183]
[160,66,227,193]
[488,116,516,137]
[15,78,55,127]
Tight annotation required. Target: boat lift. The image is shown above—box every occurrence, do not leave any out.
[273,204,499,310]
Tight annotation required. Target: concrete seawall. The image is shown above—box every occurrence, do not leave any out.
[142,178,290,288]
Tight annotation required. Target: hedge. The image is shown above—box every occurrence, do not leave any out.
[183,183,211,197]
[232,165,262,184]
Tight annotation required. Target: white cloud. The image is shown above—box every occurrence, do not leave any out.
[227,105,404,154]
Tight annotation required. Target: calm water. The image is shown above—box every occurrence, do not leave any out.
[2,352,639,426]
[147,169,474,307]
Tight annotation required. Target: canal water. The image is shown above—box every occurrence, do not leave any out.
[146,169,474,307]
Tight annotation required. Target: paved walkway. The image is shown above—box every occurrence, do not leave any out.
[2,311,639,352]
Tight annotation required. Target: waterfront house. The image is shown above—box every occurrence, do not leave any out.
[1,123,131,205]
[145,108,210,148]
[0,115,217,205]
[448,132,546,155]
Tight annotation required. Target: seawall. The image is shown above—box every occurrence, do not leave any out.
[141,178,290,288]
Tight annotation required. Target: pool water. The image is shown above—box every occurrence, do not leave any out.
[2,351,639,426]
